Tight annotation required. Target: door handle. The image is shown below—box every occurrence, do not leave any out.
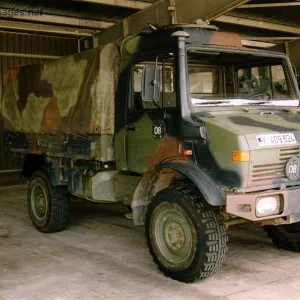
[126,125,136,132]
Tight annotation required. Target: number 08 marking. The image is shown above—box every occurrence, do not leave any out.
[154,126,162,135]
[289,165,298,174]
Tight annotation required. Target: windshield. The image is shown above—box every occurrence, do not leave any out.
[188,50,299,107]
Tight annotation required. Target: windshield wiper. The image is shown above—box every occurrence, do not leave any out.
[246,101,271,105]
[194,101,228,106]
[192,98,300,107]
[247,92,271,100]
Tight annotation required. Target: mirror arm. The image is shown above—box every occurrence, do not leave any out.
[152,56,159,100]
[152,55,161,109]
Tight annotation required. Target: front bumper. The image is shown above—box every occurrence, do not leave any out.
[226,186,300,225]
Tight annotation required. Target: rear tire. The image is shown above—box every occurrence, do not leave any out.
[145,183,228,283]
[265,223,300,252]
[28,171,70,233]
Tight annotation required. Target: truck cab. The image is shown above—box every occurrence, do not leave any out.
[117,25,300,223]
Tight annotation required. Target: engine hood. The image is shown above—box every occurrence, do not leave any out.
[196,108,300,150]
[191,108,300,191]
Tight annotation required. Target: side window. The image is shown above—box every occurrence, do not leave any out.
[133,65,145,110]
[189,66,220,95]
[132,61,176,110]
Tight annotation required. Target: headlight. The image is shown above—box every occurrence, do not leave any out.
[256,196,280,217]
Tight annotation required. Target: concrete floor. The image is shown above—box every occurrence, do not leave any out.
[1,186,300,300]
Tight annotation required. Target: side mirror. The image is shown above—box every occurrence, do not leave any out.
[142,65,160,102]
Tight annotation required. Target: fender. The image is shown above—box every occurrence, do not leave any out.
[157,159,225,206]
[22,154,66,186]
[132,158,225,226]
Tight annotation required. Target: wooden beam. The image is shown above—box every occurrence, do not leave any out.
[74,0,250,13]
[241,36,300,41]
[73,0,151,9]
[239,2,300,8]
[0,19,94,37]
[215,15,300,35]
[241,40,275,48]
[0,12,115,30]
[203,0,249,20]
[0,52,61,59]
[96,0,250,45]
[0,169,22,174]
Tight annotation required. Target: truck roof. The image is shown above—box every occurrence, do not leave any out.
[121,25,288,60]
[120,26,243,58]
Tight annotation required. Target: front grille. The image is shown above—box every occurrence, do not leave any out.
[249,146,300,187]
[279,147,300,160]
[251,163,286,182]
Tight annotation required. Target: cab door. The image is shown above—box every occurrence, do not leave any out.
[125,59,180,174]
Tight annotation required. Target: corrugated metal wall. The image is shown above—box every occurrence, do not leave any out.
[0,31,78,185]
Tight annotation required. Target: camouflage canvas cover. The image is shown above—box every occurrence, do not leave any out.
[1,43,120,162]
[1,42,119,135]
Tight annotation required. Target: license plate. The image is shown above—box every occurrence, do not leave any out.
[256,133,297,147]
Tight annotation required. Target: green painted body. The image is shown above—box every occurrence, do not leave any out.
[198,109,300,191]
[2,26,300,225]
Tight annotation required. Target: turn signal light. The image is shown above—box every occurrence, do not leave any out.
[232,151,249,162]
[181,149,193,156]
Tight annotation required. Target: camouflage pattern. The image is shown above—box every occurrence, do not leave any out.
[197,109,300,191]
[1,43,120,161]
[2,26,300,223]
[1,27,243,165]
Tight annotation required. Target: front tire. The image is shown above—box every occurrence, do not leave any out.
[145,183,228,283]
[265,223,300,252]
[28,171,70,233]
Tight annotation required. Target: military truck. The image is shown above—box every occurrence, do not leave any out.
[2,24,300,283]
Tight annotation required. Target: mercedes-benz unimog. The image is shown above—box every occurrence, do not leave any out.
[2,23,300,283]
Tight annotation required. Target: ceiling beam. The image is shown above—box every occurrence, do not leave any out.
[204,0,250,20]
[75,0,249,13]
[73,0,151,9]
[239,2,300,8]
[96,0,249,45]
[241,40,275,48]
[241,36,299,41]
[0,52,61,59]
[215,15,300,34]
[0,12,115,30]
[0,19,94,37]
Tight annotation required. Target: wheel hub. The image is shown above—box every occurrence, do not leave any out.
[153,203,194,267]
[37,195,46,213]
[31,184,48,220]
[166,222,185,251]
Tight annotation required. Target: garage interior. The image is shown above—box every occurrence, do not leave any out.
[1,0,300,299]
[1,0,300,184]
